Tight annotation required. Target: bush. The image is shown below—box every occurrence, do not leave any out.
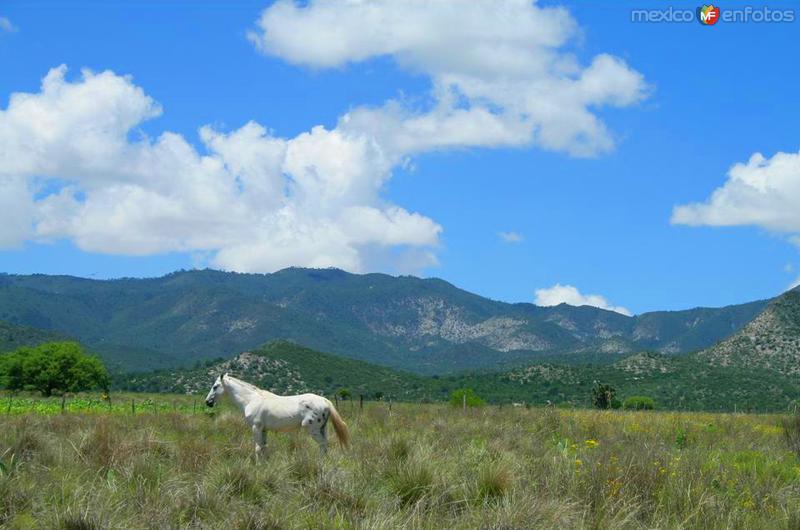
[0,342,109,396]
[591,383,616,410]
[449,388,485,408]
[623,396,656,410]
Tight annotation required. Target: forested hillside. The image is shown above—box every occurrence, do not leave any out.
[117,340,800,412]
[0,269,768,374]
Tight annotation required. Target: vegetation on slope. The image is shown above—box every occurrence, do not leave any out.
[699,287,800,375]
[0,269,768,373]
[0,320,63,353]
[117,341,800,412]
[118,340,436,401]
[457,353,800,412]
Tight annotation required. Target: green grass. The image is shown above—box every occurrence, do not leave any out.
[2,398,800,529]
[0,392,207,416]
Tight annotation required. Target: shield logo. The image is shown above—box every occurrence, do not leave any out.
[697,5,721,25]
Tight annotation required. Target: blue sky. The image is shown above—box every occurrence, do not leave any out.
[0,0,798,315]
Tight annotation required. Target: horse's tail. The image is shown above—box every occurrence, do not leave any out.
[327,401,350,449]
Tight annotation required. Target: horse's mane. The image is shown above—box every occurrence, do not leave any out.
[225,375,275,397]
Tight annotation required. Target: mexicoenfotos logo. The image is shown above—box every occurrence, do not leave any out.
[631,5,795,24]
[697,5,720,25]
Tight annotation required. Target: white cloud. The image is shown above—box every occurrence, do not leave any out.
[0,17,16,33]
[498,231,524,243]
[249,0,648,158]
[534,283,632,316]
[0,2,648,273]
[672,150,800,243]
[0,66,441,273]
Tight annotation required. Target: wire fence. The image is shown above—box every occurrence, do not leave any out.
[1,391,395,416]
[2,392,206,416]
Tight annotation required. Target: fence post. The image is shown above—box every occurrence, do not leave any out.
[360,394,363,412]
[388,399,392,415]
[6,392,12,415]
[131,398,135,415]
[193,400,197,415]
[61,393,66,414]
[334,395,339,408]
[463,393,466,411]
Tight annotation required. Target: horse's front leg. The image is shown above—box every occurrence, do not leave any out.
[252,423,266,457]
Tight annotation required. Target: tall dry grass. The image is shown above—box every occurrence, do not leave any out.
[0,402,799,529]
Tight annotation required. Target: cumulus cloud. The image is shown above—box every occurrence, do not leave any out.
[0,2,647,273]
[0,17,16,33]
[498,231,524,243]
[0,66,440,273]
[534,283,632,316]
[672,150,800,241]
[249,0,648,157]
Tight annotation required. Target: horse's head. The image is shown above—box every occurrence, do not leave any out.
[205,373,227,407]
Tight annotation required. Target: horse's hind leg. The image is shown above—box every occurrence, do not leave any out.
[309,422,328,455]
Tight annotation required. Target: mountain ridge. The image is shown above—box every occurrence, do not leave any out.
[698,287,800,375]
[0,268,770,374]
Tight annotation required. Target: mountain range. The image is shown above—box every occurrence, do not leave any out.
[124,284,800,411]
[0,268,772,374]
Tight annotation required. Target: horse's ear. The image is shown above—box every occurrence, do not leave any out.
[222,372,228,379]
[221,372,226,381]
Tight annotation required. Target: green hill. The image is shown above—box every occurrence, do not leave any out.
[0,320,65,353]
[698,287,800,375]
[445,352,800,412]
[117,340,800,412]
[0,269,768,374]
[118,340,438,401]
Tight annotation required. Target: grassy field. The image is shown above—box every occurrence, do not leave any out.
[2,398,800,529]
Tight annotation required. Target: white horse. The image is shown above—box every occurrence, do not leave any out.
[204,373,349,455]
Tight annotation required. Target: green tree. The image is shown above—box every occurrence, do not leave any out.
[623,396,656,410]
[449,388,486,408]
[591,382,616,410]
[0,342,109,396]
[338,388,351,400]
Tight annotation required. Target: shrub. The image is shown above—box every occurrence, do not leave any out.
[623,396,656,410]
[387,459,434,505]
[591,383,616,410]
[449,388,485,408]
[476,461,513,501]
[0,342,109,396]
